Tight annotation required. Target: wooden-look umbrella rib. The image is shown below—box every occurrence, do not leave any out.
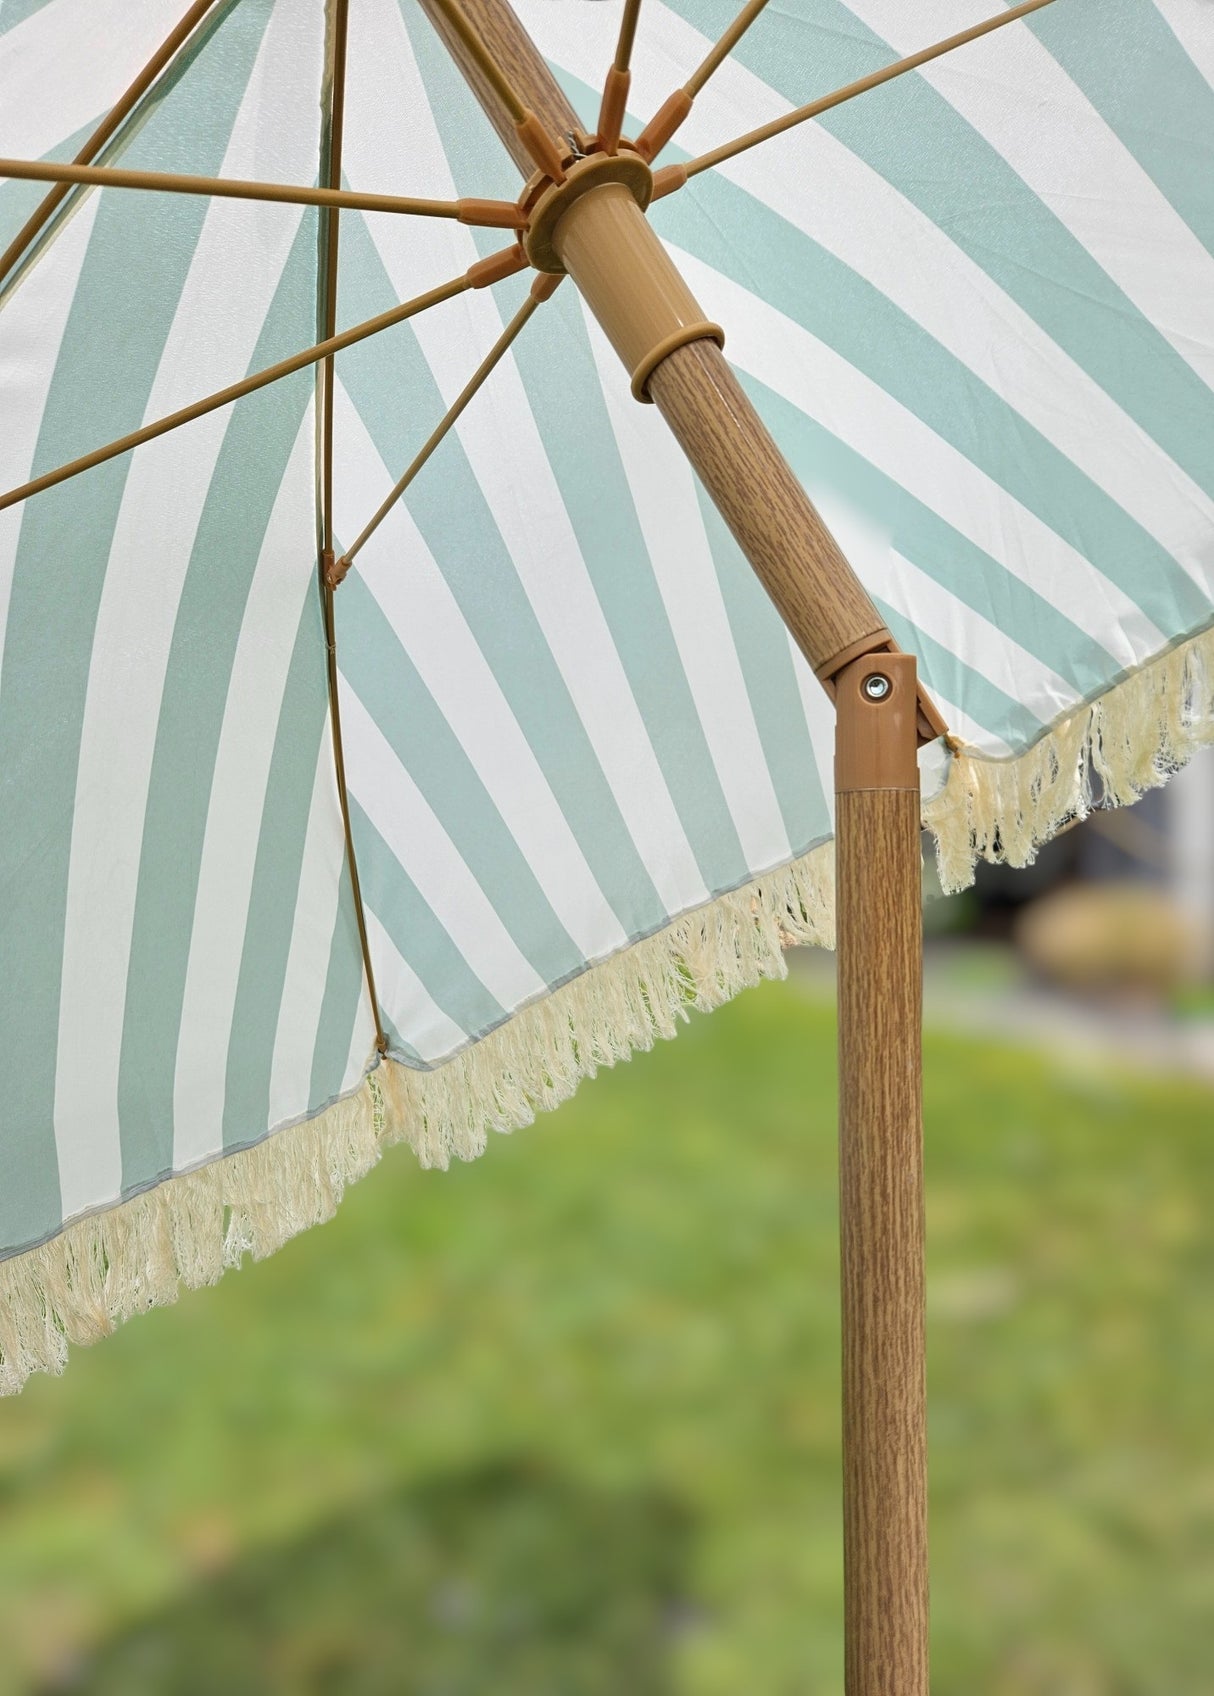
[0,0,226,291]
[0,249,527,513]
[680,0,1057,179]
[684,0,771,100]
[426,0,569,183]
[332,273,563,583]
[633,0,770,161]
[0,158,525,229]
[597,0,643,154]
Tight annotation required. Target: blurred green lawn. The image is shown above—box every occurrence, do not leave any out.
[1,977,1211,1694]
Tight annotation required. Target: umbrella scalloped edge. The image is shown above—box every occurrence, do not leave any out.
[925,621,1214,895]
[0,839,835,1395]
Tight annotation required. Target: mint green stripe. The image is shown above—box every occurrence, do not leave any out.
[0,120,93,259]
[653,173,1211,640]
[0,0,50,34]
[336,216,665,941]
[349,801,508,1046]
[1033,0,1214,260]
[308,884,377,1100]
[0,0,269,1253]
[337,572,585,988]
[692,487,829,856]
[511,290,753,894]
[651,3,1214,508]
[117,213,319,1193]
[221,593,331,1149]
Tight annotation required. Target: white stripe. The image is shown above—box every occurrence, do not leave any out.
[361,907,468,1067]
[0,0,183,159]
[1153,0,1214,92]
[172,411,316,1170]
[672,245,1164,675]
[812,487,1075,740]
[267,735,348,1129]
[843,0,1214,403]
[339,683,550,1017]
[581,303,791,871]
[345,0,707,918]
[0,193,98,706]
[521,1,1214,582]
[53,1,319,1207]
[331,381,625,966]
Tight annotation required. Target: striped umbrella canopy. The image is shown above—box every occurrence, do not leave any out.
[1,0,1211,1409]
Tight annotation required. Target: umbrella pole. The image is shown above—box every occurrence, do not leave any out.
[835,652,928,1695]
[418,6,935,1684]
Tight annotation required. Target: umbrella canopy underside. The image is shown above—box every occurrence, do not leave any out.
[1,0,1212,1390]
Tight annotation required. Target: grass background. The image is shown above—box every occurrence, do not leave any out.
[1,976,1211,1692]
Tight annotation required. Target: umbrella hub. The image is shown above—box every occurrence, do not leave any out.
[522,150,653,273]
[525,158,724,405]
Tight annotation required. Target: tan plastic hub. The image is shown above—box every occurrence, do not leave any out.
[523,151,652,271]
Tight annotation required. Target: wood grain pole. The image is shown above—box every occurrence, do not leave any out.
[835,653,928,1693]
[419,7,930,1689]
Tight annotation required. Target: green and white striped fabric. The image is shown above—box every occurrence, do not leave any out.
[2,0,1212,1389]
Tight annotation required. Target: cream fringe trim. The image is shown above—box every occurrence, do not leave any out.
[8,624,1212,1394]
[0,845,835,1395]
[924,624,1214,894]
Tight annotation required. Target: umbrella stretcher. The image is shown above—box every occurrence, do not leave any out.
[2,1,1213,1687]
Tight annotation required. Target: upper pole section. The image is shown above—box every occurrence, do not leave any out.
[419,0,927,704]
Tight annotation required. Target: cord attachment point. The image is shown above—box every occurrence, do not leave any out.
[323,549,351,591]
[817,634,948,747]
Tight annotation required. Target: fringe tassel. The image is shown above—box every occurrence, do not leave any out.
[924,625,1214,894]
[0,843,834,1395]
[8,625,1212,1394]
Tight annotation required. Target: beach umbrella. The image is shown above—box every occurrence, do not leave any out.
[2,0,1212,1685]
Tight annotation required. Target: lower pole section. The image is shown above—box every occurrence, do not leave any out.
[834,653,928,1695]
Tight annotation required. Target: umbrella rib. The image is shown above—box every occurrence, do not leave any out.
[0,0,227,292]
[0,158,525,230]
[633,0,770,160]
[426,0,569,183]
[0,247,528,514]
[611,0,644,77]
[315,0,390,1061]
[426,0,528,122]
[680,0,1057,180]
[685,0,771,100]
[597,0,644,154]
[331,273,563,584]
